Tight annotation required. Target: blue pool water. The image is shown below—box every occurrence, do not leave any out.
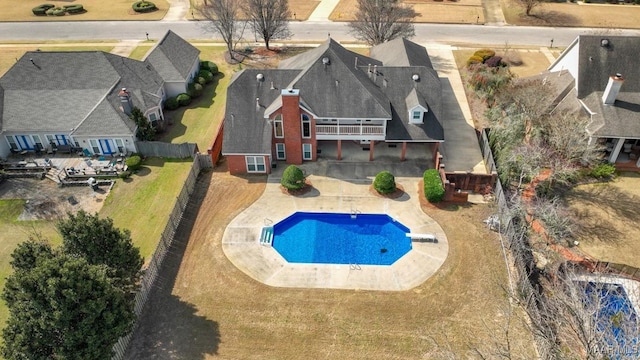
[582,282,639,358]
[272,212,412,265]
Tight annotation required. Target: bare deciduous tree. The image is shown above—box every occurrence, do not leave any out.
[348,0,418,46]
[200,0,246,61]
[519,0,542,16]
[242,0,291,50]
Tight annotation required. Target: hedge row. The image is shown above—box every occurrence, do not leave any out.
[132,1,156,13]
[33,3,84,15]
[424,169,444,203]
[164,63,218,111]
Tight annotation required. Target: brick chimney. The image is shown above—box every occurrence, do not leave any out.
[602,73,624,105]
[119,88,133,115]
[281,88,302,165]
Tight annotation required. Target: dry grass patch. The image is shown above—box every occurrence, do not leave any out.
[0,0,168,21]
[126,164,536,359]
[127,45,154,61]
[502,0,640,28]
[565,173,640,269]
[331,0,484,23]
[190,0,319,21]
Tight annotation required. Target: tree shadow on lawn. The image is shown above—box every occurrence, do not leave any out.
[124,171,220,359]
[159,73,225,143]
[527,8,580,27]
[566,184,639,243]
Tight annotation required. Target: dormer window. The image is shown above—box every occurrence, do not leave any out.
[412,111,422,121]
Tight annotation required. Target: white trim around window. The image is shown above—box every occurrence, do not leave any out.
[274,114,284,138]
[246,156,266,173]
[301,114,311,139]
[275,143,286,160]
[302,143,312,160]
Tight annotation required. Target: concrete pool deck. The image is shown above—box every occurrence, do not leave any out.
[222,169,449,291]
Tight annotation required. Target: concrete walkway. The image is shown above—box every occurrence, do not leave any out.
[110,39,142,57]
[308,0,341,22]
[163,0,190,21]
[482,0,507,26]
[222,165,449,291]
[428,45,487,174]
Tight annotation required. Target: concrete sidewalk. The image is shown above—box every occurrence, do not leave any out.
[307,0,341,21]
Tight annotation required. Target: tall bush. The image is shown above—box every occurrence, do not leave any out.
[373,171,396,194]
[423,169,444,203]
[281,165,305,191]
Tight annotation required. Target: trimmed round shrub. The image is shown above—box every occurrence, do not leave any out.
[200,61,218,74]
[473,49,496,61]
[45,7,59,15]
[196,76,207,86]
[187,82,203,98]
[281,165,305,191]
[125,155,142,172]
[52,7,66,15]
[32,3,55,15]
[176,93,192,106]
[132,1,157,13]
[485,55,504,68]
[466,55,484,67]
[64,4,84,13]
[198,70,214,84]
[423,169,445,203]
[164,97,179,110]
[373,171,396,194]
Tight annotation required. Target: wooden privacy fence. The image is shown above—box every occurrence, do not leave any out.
[111,153,212,360]
[135,141,199,159]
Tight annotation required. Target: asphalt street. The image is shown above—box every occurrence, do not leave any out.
[1,20,640,46]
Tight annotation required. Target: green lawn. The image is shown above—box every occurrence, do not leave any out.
[158,46,231,151]
[0,200,61,327]
[100,158,194,261]
[128,45,153,61]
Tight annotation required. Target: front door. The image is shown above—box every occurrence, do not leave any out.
[98,139,115,155]
[16,135,33,150]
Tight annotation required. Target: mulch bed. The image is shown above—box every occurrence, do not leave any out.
[280,179,313,196]
[368,184,406,200]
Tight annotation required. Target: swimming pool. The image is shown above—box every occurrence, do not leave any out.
[582,282,639,358]
[272,212,412,265]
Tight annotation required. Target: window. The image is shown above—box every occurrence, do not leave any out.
[246,156,266,172]
[115,139,125,153]
[301,114,311,138]
[45,134,55,146]
[302,143,312,160]
[148,112,158,121]
[276,143,286,160]
[274,114,284,138]
[412,111,422,120]
[89,139,100,154]
[31,135,43,152]
[5,136,18,151]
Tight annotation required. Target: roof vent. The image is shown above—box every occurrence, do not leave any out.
[601,39,609,47]
[256,73,264,81]
[322,57,330,65]
[270,81,275,90]
[412,74,420,81]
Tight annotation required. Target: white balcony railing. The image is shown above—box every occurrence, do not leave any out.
[315,125,384,136]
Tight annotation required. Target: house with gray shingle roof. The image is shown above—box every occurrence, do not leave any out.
[548,35,640,168]
[222,37,443,174]
[0,30,199,158]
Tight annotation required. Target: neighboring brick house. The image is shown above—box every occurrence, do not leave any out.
[0,30,199,158]
[222,38,444,174]
[547,35,640,168]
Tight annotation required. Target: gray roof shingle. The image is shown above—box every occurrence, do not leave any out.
[370,37,434,68]
[145,30,200,83]
[222,39,443,155]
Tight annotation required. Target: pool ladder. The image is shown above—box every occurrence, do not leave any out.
[349,263,361,270]
[350,207,361,219]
